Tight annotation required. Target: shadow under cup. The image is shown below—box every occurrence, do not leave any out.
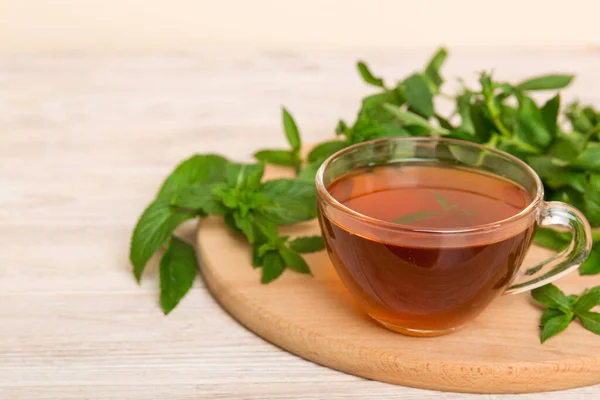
[315,138,592,336]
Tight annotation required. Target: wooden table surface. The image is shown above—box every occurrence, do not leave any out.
[2,47,600,399]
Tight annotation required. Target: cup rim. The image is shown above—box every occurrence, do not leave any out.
[315,137,544,234]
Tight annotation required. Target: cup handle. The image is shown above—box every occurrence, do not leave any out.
[504,201,593,295]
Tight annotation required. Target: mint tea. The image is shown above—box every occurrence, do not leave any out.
[319,163,536,334]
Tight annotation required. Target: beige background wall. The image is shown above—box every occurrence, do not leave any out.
[1,0,599,52]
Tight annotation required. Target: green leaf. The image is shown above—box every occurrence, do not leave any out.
[253,149,299,167]
[517,96,553,148]
[432,190,452,210]
[279,248,312,275]
[540,312,573,343]
[282,107,301,150]
[251,242,263,268]
[258,179,317,225]
[580,244,600,275]
[566,102,594,133]
[394,211,439,225]
[469,102,494,143]
[307,140,348,164]
[541,308,565,325]
[170,184,227,215]
[573,287,600,314]
[225,163,265,190]
[383,104,447,135]
[403,73,435,118]
[435,115,454,130]
[578,311,600,334]
[570,147,600,172]
[534,228,570,251]
[297,162,321,183]
[568,294,579,306]
[233,211,255,243]
[584,174,600,226]
[130,199,195,282]
[583,107,599,127]
[527,155,568,180]
[288,236,325,253]
[456,92,475,134]
[336,120,351,136]
[159,236,198,314]
[548,132,587,162]
[156,154,228,199]
[356,61,385,88]
[531,284,573,313]
[261,251,286,284]
[541,94,560,136]
[517,74,574,91]
[352,90,406,141]
[424,47,448,89]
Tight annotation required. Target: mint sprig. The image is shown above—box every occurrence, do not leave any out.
[532,284,600,342]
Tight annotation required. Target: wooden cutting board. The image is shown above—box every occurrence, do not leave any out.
[196,166,600,394]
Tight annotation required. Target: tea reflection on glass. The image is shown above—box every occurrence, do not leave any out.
[316,138,592,336]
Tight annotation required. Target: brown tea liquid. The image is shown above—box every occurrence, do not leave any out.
[320,163,536,334]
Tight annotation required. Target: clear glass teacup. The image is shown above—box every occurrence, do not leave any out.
[316,137,592,336]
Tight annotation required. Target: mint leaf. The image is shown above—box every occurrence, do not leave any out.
[288,236,325,253]
[258,179,317,225]
[307,140,347,164]
[531,284,573,313]
[254,149,299,167]
[580,244,600,275]
[233,211,255,243]
[432,190,452,210]
[578,311,600,334]
[541,308,565,325]
[403,73,435,117]
[541,312,574,343]
[541,94,560,136]
[517,74,574,91]
[394,211,439,225]
[456,92,475,134]
[357,61,385,88]
[517,97,553,148]
[573,287,600,313]
[297,162,320,183]
[170,184,227,215]
[352,91,406,141]
[225,163,265,190]
[130,199,194,282]
[336,120,350,136]
[424,47,447,90]
[383,104,447,135]
[159,236,197,314]
[261,251,286,284]
[156,154,228,199]
[566,102,594,132]
[279,247,312,275]
[570,146,600,172]
[584,174,600,226]
[282,107,301,150]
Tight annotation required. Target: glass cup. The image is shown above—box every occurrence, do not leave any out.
[315,137,592,336]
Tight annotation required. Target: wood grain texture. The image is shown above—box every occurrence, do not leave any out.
[2,48,600,399]
[196,166,600,394]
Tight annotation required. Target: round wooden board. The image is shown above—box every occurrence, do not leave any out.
[196,166,600,394]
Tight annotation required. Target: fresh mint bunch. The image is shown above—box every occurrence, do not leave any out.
[130,155,324,314]
[130,47,600,333]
